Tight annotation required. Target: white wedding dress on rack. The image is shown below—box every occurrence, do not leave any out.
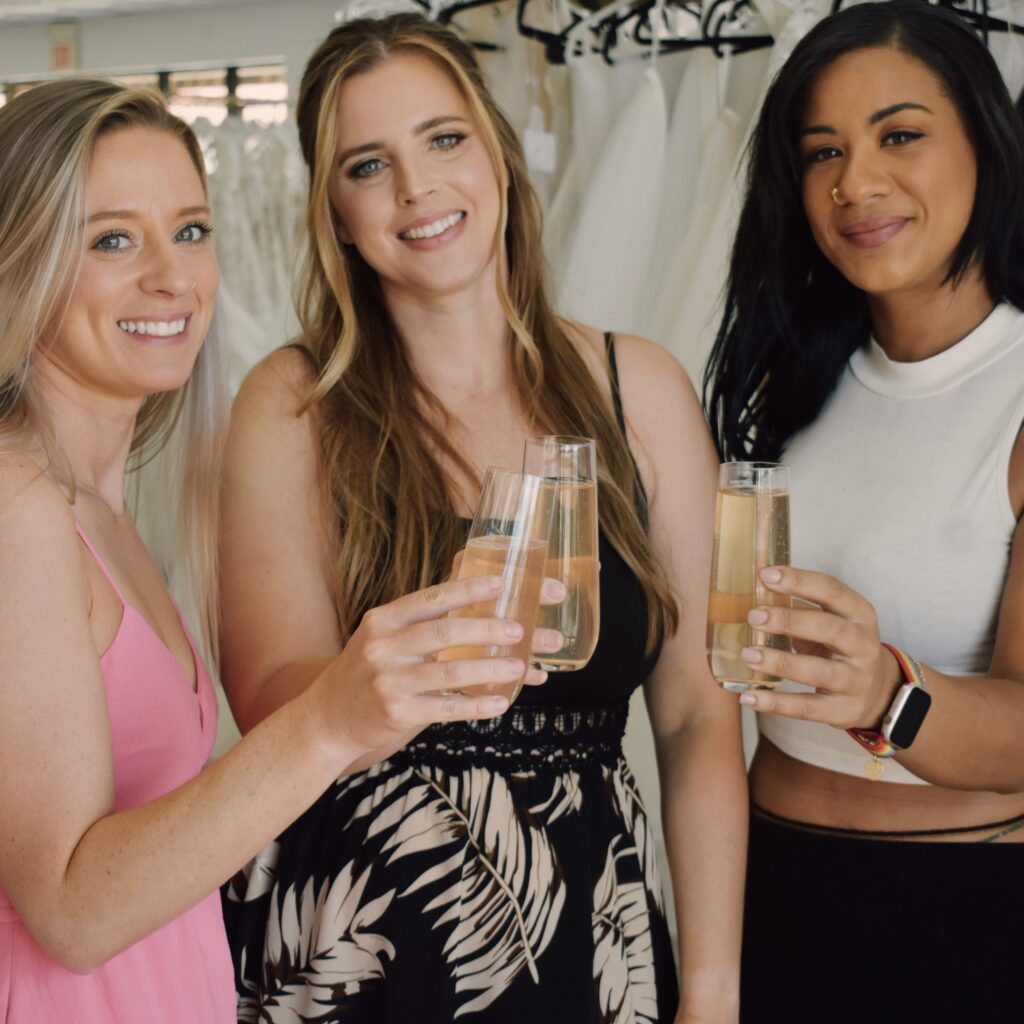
[193,117,307,388]
[654,0,829,376]
[987,1,1024,102]
[557,66,667,335]
[545,48,646,280]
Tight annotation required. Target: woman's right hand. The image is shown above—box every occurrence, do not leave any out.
[307,574,535,762]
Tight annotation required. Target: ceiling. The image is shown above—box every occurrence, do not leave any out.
[0,0,254,23]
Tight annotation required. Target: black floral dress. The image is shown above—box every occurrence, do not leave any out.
[222,342,679,1023]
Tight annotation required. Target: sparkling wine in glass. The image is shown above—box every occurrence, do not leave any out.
[523,436,599,671]
[438,466,552,703]
[707,462,791,691]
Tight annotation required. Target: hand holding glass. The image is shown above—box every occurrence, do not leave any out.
[438,467,553,703]
[522,436,599,671]
[707,462,791,691]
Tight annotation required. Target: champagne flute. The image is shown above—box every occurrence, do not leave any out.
[707,462,791,691]
[523,436,599,671]
[438,466,553,703]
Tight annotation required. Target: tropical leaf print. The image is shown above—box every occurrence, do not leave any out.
[252,859,397,1024]
[225,839,281,904]
[592,836,659,1024]
[349,764,567,1017]
[606,764,665,914]
[529,771,583,825]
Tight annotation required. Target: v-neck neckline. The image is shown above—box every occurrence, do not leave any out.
[75,524,200,695]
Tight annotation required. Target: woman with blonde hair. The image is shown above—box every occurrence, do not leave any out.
[0,77,536,1023]
[220,13,745,1023]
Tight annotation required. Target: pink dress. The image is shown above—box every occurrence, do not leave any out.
[0,527,236,1023]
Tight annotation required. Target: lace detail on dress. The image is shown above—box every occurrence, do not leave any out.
[389,699,631,773]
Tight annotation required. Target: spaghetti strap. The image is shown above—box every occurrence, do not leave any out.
[74,523,127,607]
[604,331,630,438]
[603,331,650,527]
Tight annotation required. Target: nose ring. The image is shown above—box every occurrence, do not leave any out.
[830,186,842,206]
[188,280,197,291]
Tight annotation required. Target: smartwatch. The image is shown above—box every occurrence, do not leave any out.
[881,680,932,750]
[848,643,931,778]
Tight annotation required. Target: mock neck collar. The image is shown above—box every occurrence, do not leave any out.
[850,303,1024,398]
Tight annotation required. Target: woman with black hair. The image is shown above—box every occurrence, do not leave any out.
[704,3,1024,1019]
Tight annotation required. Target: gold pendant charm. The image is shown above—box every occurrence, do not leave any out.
[864,757,885,782]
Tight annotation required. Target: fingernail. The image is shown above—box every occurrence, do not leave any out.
[740,647,762,664]
[505,658,525,673]
[761,568,783,584]
[486,697,509,715]
[739,694,756,706]
[483,575,505,590]
[747,608,768,625]
[504,621,524,640]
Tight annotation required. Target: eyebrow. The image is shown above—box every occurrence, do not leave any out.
[87,205,211,223]
[337,115,470,165]
[800,102,934,137]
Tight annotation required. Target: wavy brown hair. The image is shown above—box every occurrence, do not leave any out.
[295,13,677,652]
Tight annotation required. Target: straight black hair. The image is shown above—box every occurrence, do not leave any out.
[703,0,1024,461]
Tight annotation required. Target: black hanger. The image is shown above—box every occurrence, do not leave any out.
[515,0,773,65]
[516,0,586,65]
[605,0,772,62]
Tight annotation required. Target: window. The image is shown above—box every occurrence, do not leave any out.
[0,62,288,124]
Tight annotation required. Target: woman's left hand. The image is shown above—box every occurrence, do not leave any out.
[736,566,902,729]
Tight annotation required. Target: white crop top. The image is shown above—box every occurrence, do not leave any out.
[759,303,1024,784]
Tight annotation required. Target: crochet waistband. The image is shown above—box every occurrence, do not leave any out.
[389,699,631,774]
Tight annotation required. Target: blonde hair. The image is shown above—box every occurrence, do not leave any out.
[295,14,677,652]
[0,78,226,658]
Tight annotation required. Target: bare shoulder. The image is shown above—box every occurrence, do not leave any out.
[595,330,708,444]
[0,454,73,534]
[233,344,317,422]
[609,333,701,410]
[559,321,699,411]
[226,346,324,479]
[0,455,85,624]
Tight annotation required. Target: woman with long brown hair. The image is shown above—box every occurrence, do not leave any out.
[218,12,745,1024]
[0,76,524,1024]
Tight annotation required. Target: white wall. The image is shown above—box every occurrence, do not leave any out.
[0,0,340,102]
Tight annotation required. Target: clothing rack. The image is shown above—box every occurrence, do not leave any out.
[409,0,1024,65]
[515,0,773,65]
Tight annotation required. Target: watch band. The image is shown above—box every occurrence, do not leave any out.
[847,643,926,781]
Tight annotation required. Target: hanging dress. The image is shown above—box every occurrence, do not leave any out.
[656,0,829,375]
[558,69,668,336]
[222,336,679,1024]
[545,50,645,281]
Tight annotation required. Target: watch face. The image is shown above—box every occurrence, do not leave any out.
[887,686,932,749]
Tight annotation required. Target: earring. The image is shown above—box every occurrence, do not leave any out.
[830,186,842,206]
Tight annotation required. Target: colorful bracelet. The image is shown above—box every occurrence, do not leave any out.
[847,643,926,781]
